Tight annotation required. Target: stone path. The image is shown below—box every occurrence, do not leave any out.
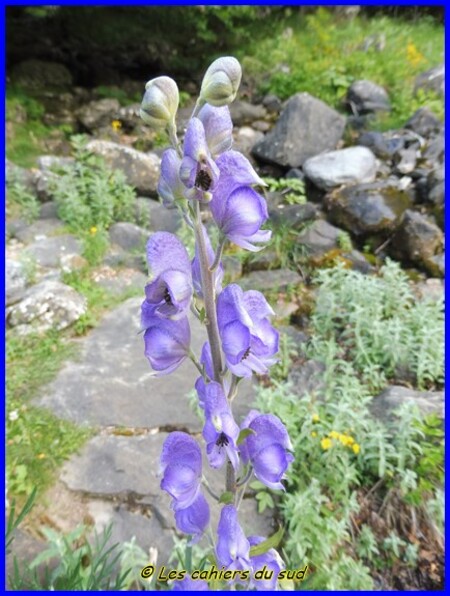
[22,296,270,568]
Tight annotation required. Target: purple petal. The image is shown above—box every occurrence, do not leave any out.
[179,155,198,189]
[221,320,251,365]
[242,291,275,323]
[160,432,202,474]
[217,284,253,331]
[247,414,293,453]
[229,229,272,252]
[158,148,186,206]
[174,492,210,542]
[145,270,192,320]
[216,150,265,188]
[249,536,285,591]
[200,342,214,380]
[146,232,191,279]
[183,117,209,162]
[198,104,233,157]
[172,576,209,591]
[216,505,251,570]
[143,316,190,375]
[252,443,293,491]
[161,463,200,508]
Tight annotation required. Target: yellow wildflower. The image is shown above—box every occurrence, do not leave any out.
[111,119,122,132]
[346,436,355,446]
[90,226,97,235]
[329,430,340,440]
[321,437,333,451]
[311,431,317,438]
[352,443,360,455]
[37,453,46,460]
[406,42,424,67]
[312,413,320,423]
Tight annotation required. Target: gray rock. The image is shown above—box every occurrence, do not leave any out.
[288,359,326,400]
[92,267,147,296]
[414,64,445,97]
[346,80,391,114]
[32,169,59,202]
[269,202,318,229]
[394,148,418,175]
[76,98,120,132]
[6,529,50,586]
[8,280,87,334]
[427,167,444,206]
[325,180,412,236]
[24,234,82,268]
[262,94,282,113]
[10,59,73,90]
[102,247,146,273]
[233,127,264,161]
[229,100,267,125]
[415,278,444,302]
[303,146,377,191]
[423,133,444,164]
[427,253,445,278]
[390,210,444,275]
[143,199,182,233]
[248,250,282,272]
[252,120,271,133]
[252,93,346,168]
[37,155,75,173]
[14,218,65,244]
[239,269,301,292]
[39,201,59,219]
[86,140,160,196]
[109,222,148,252]
[117,103,140,130]
[357,131,404,160]
[286,168,305,182]
[370,386,444,425]
[297,220,342,255]
[405,107,442,138]
[32,298,242,429]
[6,259,28,306]
[5,159,36,192]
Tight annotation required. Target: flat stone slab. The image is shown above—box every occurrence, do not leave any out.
[35,297,256,429]
[239,269,302,292]
[24,234,82,268]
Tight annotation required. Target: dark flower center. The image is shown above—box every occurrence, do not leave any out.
[195,169,212,191]
[164,288,172,304]
[216,432,229,448]
[241,347,251,361]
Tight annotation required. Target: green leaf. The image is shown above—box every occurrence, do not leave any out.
[249,526,284,557]
[199,307,206,323]
[219,491,234,504]
[237,428,255,445]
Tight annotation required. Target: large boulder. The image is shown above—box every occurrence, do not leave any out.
[86,140,160,196]
[252,93,346,168]
[7,280,87,334]
[370,386,444,425]
[108,222,148,252]
[297,219,342,255]
[346,79,391,114]
[303,146,377,191]
[229,100,267,126]
[405,107,442,138]
[325,180,412,236]
[76,98,120,132]
[389,210,444,276]
[24,234,82,268]
[6,259,28,306]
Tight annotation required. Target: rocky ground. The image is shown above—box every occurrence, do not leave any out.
[6,58,444,580]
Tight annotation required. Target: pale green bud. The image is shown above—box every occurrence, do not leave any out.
[199,56,242,107]
[140,76,179,129]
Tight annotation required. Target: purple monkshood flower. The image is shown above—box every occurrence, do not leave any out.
[197,103,233,158]
[200,382,240,470]
[191,224,224,299]
[160,432,203,510]
[194,342,214,409]
[249,535,285,591]
[217,284,279,377]
[210,151,271,251]
[172,575,209,591]
[174,492,210,543]
[158,148,192,207]
[180,118,220,201]
[144,232,193,320]
[240,411,294,491]
[141,301,190,375]
[216,505,251,572]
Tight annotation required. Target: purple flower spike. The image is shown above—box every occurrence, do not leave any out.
[240,411,294,491]
[174,492,210,543]
[142,302,190,375]
[160,432,202,509]
[217,284,279,377]
[144,232,193,320]
[157,148,187,207]
[210,151,270,251]
[180,118,220,200]
[172,576,209,591]
[249,535,285,591]
[201,382,240,470]
[198,103,233,157]
[216,505,251,571]
[192,224,224,299]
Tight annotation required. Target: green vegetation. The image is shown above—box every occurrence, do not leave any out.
[241,8,444,129]
[6,330,92,499]
[6,181,40,224]
[262,176,306,205]
[253,260,444,590]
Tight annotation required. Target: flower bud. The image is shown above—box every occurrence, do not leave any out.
[140,76,179,129]
[199,56,242,107]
